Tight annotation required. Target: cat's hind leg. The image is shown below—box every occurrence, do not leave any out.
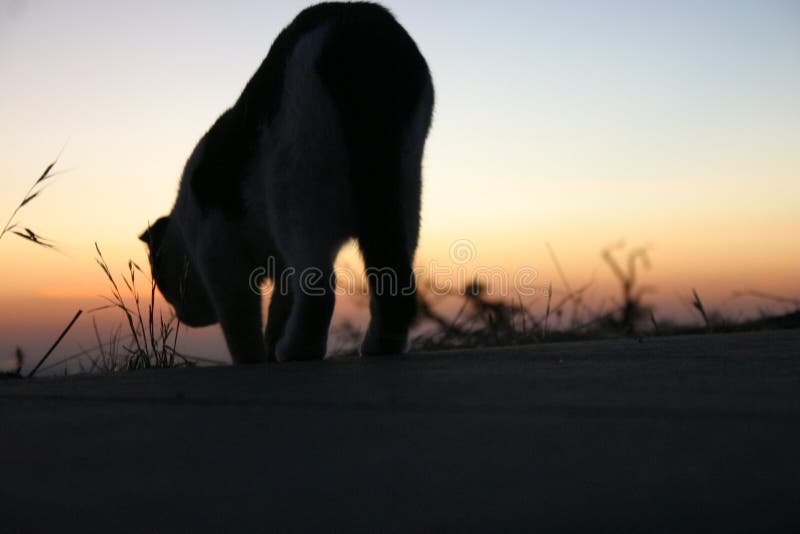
[358,163,422,357]
[359,229,418,356]
[264,264,294,362]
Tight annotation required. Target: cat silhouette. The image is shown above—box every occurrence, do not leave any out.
[140,3,434,364]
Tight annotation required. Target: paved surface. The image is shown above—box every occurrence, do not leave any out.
[1,330,799,531]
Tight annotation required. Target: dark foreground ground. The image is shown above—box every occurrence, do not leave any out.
[1,330,799,531]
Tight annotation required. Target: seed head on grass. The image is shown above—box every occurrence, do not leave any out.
[1,157,65,250]
[92,243,188,370]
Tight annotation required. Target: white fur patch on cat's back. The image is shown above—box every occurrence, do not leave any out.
[261,22,354,260]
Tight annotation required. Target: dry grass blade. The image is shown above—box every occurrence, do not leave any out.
[27,310,83,378]
[1,157,65,249]
[543,282,553,339]
[91,243,188,371]
[12,229,54,248]
[95,243,145,356]
[732,290,800,307]
[36,161,57,184]
[650,311,660,335]
[691,289,712,332]
[20,191,41,207]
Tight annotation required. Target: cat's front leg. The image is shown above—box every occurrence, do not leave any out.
[274,265,335,362]
[197,239,267,365]
[214,287,266,365]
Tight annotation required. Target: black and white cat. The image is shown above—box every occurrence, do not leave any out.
[140,2,434,364]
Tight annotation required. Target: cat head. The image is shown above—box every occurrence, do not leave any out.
[139,216,218,327]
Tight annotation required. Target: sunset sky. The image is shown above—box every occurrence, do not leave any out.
[1,0,798,370]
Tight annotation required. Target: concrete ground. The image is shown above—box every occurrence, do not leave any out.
[1,329,799,531]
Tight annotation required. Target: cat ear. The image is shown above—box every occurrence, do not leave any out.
[138,216,170,250]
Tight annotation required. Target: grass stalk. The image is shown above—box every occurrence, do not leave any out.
[27,310,83,378]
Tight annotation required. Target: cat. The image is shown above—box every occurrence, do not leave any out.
[139,2,434,364]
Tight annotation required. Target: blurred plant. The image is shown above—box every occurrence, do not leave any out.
[0,348,24,380]
[691,289,713,333]
[601,242,655,333]
[545,243,595,328]
[411,277,549,351]
[324,241,800,356]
